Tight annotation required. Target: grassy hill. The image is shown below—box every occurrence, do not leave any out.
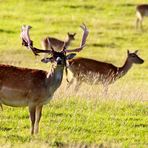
[0,0,147,147]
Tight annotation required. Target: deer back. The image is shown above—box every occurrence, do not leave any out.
[0,64,47,90]
[68,57,117,78]
[42,37,64,51]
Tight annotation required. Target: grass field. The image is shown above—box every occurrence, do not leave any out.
[0,0,148,147]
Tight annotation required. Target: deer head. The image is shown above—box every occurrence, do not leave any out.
[67,32,76,41]
[127,50,144,64]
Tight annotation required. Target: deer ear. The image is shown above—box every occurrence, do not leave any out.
[67,32,70,35]
[73,33,76,36]
[127,50,130,55]
[66,53,76,60]
[135,50,138,54]
[41,57,54,63]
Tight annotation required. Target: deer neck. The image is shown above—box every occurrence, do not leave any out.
[64,37,72,47]
[117,58,133,78]
[46,64,64,95]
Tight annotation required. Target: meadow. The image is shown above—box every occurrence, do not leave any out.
[0,0,148,147]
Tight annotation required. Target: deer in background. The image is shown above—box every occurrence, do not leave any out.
[67,50,144,92]
[136,4,148,30]
[41,32,76,52]
[0,24,89,135]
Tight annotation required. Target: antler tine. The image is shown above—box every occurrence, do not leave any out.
[65,23,89,53]
[21,25,52,55]
[80,23,89,47]
[21,25,33,47]
[62,42,66,53]
[21,25,38,55]
[26,25,32,47]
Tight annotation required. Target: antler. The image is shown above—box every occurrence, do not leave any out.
[20,25,52,55]
[63,23,89,53]
[21,24,89,55]
[21,25,33,46]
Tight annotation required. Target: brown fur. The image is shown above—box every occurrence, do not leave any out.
[68,57,118,85]
[0,64,47,89]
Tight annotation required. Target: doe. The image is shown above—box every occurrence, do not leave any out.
[68,50,144,92]
[42,32,76,52]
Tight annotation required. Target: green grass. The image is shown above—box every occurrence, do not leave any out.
[0,99,148,147]
[0,0,148,147]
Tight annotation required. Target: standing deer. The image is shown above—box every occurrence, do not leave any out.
[67,50,144,92]
[41,32,76,52]
[0,24,89,135]
[136,4,148,30]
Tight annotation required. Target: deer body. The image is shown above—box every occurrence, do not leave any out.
[136,4,148,29]
[68,50,144,91]
[0,64,63,107]
[68,58,118,85]
[42,33,76,52]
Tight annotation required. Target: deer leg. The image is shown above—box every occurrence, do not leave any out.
[0,103,3,111]
[29,105,36,135]
[136,18,139,30]
[102,83,109,96]
[136,12,143,30]
[0,98,3,111]
[138,16,143,31]
[34,105,43,134]
[103,86,108,95]
[67,77,75,89]
[74,78,82,92]
[140,18,143,30]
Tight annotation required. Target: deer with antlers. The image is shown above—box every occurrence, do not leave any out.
[0,24,89,135]
[67,50,144,92]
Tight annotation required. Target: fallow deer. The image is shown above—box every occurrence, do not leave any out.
[41,32,76,52]
[0,24,89,135]
[136,4,148,30]
[67,50,144,92]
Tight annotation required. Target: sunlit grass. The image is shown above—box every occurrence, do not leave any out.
[0,79,147,147]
